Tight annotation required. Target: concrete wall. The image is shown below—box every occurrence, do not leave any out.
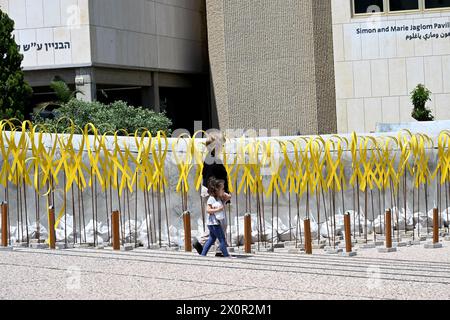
[206,0,337,136]
[332,0,450,133]
[89,0,207,73]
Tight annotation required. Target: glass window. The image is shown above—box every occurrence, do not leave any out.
[425,0,450,9]
[388,0,420,11]
[354,0,385,14]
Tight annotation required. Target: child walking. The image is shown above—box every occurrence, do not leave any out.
[201,178,234,258]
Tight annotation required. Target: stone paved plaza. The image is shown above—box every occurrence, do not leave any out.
[1,242,449,300]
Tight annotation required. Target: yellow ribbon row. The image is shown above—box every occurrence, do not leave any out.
[2,121,450,204]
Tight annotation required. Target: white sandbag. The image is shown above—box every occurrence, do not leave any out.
[123,219,142,243]
[27,222,48,240]
[293,215,319,240]
[415,211,432,229]
[346,210,373,235]
[392,207,414,231]
[373,215,385,234]
[442,208,450,227]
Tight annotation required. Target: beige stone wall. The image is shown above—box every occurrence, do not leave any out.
[206,0,337,136]
[332,0,450,133]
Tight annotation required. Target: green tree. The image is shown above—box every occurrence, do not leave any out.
[0,10,32,120]
[50,77,83,104]
[411,84,434,122]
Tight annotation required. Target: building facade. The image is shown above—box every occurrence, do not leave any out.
[1,0,450,135]
[0,0,210,132]
[332,0,450,133]
[207,0,337,136]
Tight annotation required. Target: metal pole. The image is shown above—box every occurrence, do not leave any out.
[111,210,120,250]
[48,206,56,249]
[344,212,352,253]
[244,213,252,254]
[183,211,192,252]
[385,209,392,249]
[1,202,8,247]
[304,218,312,254]
[433,208,439,244]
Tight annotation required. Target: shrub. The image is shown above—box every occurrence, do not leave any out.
[411,84,434,121]
[33,99,172,135]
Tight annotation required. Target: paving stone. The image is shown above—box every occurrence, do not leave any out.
[287,248,304,254]
[424,242,443,249]
[378,247,397,253]
[324,247,343,254]
[29,243,48,249]
[121,244,134,251]
[360,243,376,249]
[392,242,407,248]
[55,243,74,249]
[14,242,28,248]
[341,251,357,257]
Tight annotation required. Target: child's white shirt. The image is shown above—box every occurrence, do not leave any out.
[207,196,225,224]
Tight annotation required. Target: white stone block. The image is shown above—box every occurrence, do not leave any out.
[43,0,61,27]
[335,61,354,99]
[371,59,389,97]
[424,56,443,94]
[389,58,407,96]
[25,0,44,28]
[354,61,372,98]
[381,97,400,123]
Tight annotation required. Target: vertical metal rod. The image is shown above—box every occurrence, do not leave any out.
[288,191,292,241]
[71,184,76,244]
[93,174,98,246]
[321,187,331,246]
[105,182,110,242]
[22,177,29,244]
[90,168,96,246]
[371,189,376,241]
[364,187,368,242]
[126,185,132,244]
[157,189,162,247]
[425,182,429,234]
[143,181,151,247]
[64,172,67,246]
[135,179,138,248]
[163,184,170,248]
[356,176,361,237]
[235,180,240,249]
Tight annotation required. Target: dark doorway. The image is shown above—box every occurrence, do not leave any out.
[159,75,211,135]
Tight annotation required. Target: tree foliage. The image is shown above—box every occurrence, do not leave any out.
[0,10,32,120]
